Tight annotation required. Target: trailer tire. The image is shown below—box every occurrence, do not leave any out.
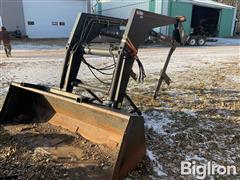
[188,37,197,46]
[197,38,206,46]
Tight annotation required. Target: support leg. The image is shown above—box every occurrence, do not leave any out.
[154,46,176,99]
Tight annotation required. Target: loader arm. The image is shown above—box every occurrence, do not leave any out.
[60,9,187,110]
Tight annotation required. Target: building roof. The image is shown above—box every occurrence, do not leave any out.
[178,0,235,9]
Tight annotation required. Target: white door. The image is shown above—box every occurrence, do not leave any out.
[22,0,87,38]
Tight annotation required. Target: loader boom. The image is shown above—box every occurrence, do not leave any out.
[0,9,187,179]
[60,9,186,111]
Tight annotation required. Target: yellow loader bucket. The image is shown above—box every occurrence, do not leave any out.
[0,83,146,179]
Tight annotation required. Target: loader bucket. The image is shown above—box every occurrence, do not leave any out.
[0,83,146,179]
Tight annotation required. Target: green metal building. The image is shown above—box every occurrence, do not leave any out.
[97,0,236,37]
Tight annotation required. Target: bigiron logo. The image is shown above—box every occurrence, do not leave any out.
[181,161,237,179]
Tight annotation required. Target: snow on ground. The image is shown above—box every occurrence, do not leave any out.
[12,44,64,50]
[226,75,240,84]
[147,149,167,176]
[3,37,240,52]
[207,38,240,46]
[185,154,208,162]
[0,57,62,97]
[0,43,64,54]
[181,109,197,118]
[144,110,173,136]
[0,42,240,179]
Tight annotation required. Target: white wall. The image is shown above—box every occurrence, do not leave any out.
[101,0,149,19]
[22,0,87,38]
[0,16,2,27]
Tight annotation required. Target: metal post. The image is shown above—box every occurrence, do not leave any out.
[154,46,176,99]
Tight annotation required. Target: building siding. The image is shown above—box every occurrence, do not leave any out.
[168,1,193,35]
[99,0,235,37]
[0,0,234,38]
[22,0,87,38]
[100,0,149,19]
[149,0,156,12]
[168,0,235,37]
[155,0,163,15]
[219,8,235,37]
[161,0,169,34]
[0,0,26,35]
[96,0,102,15]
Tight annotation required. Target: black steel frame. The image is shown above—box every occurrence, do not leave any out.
[59,9,186,114]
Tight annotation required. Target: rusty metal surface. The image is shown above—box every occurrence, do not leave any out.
[0,83,146,179]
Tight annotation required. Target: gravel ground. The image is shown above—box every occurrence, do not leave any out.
[0,123,117,179]
[0,40,240,179]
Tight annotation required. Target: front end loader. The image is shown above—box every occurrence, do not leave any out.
[0,9,186,179]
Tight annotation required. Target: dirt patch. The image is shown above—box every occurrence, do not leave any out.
[0,122,118,179]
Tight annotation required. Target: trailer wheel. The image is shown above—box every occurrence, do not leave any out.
[197,38,206,46]
[188,38,197,46]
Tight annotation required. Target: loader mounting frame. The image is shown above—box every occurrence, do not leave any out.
[60,9,186,113]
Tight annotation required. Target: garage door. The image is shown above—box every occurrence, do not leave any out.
[23,0,87,38]
[219,8,235,37]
